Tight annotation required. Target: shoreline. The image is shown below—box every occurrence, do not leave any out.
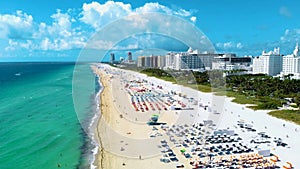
[91,64,116,169]
[89,82,102,169]
[91,64,300,168]
[89,65,104,169]
[88,64,104,169]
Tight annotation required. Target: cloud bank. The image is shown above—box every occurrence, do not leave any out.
[1,1,197,55]
[1,1,299,59]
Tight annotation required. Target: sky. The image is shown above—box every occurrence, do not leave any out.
[0,0,300,61]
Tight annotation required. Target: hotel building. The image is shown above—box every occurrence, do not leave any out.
[137,55,166,68]
[282,43,300,76]
[252,48,283,76]
[212,54,252,71]
[165,48,221,70]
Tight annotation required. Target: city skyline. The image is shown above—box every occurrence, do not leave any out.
[1,0,300,61]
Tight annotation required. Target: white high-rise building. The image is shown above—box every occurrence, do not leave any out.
[165,52,177,69]
[282,43,300,75]
[165,48,219,70]
[157,55,166,68]
[252,47,283,76]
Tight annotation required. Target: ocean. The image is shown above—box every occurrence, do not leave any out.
[0,62,99,169]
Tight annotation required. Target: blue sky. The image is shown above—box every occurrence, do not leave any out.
[0,0,300,61]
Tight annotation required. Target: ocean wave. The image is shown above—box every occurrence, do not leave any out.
[88,72,103,169]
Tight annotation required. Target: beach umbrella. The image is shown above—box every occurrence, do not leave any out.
[208,153,214,161]
[286,162,293,168]
[180,148,186,153]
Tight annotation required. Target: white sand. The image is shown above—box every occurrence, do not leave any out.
[93,64,300,169]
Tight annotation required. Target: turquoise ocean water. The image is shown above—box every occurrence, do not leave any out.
[0,62,99,169]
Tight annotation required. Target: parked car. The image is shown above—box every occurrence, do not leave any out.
[160,158,170,163]
[170,157,178,162]
[184,153,191,158]
[176,164,184,168]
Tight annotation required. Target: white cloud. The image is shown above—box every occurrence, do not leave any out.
[39,38,71,51]
[85,40,114,50]
[279,6,292,18]
[123,14,150,28]
[116,34,155,50]
[33,10,73,39]
[109,33,189,52]
[236,42,243,49]
[224,42,233,48]
[190,16,197,23]
[174,9,192,17]
[112,43,139,50]
[2,1,196,53]
[34,10,87,50]
[50,10,73,37]
[77,1,199,51]
[5,10,88,51]
[40,38,51,50]
[5,39,34,51]
[216,41,243,50]
[280,29,300,42]
[135,2,172,14]
[80,1,195,30]
[80,1,132,29]
[0,10,34,39]
[4,40,17,51]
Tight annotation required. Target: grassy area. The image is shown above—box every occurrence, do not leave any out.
[226,91,259,105]
[184,84,212,92]
[159,76,176,83]
[268,110,300,125]
[197,84,212,93]
[214,90,259,105]
[247,97,283,110]
[138,68,214,92]
[213,89,283,110]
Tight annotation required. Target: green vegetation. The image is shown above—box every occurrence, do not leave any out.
[268,110,300,125]
[247,97,283,110]
[225,74,300,110]
[290,104,299,108]
[140,68,176,83]
[224,91,259,105]
[196,84,212,93]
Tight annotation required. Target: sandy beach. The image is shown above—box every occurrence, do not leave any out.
[92,65,173,169]
[92,64,300,169]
